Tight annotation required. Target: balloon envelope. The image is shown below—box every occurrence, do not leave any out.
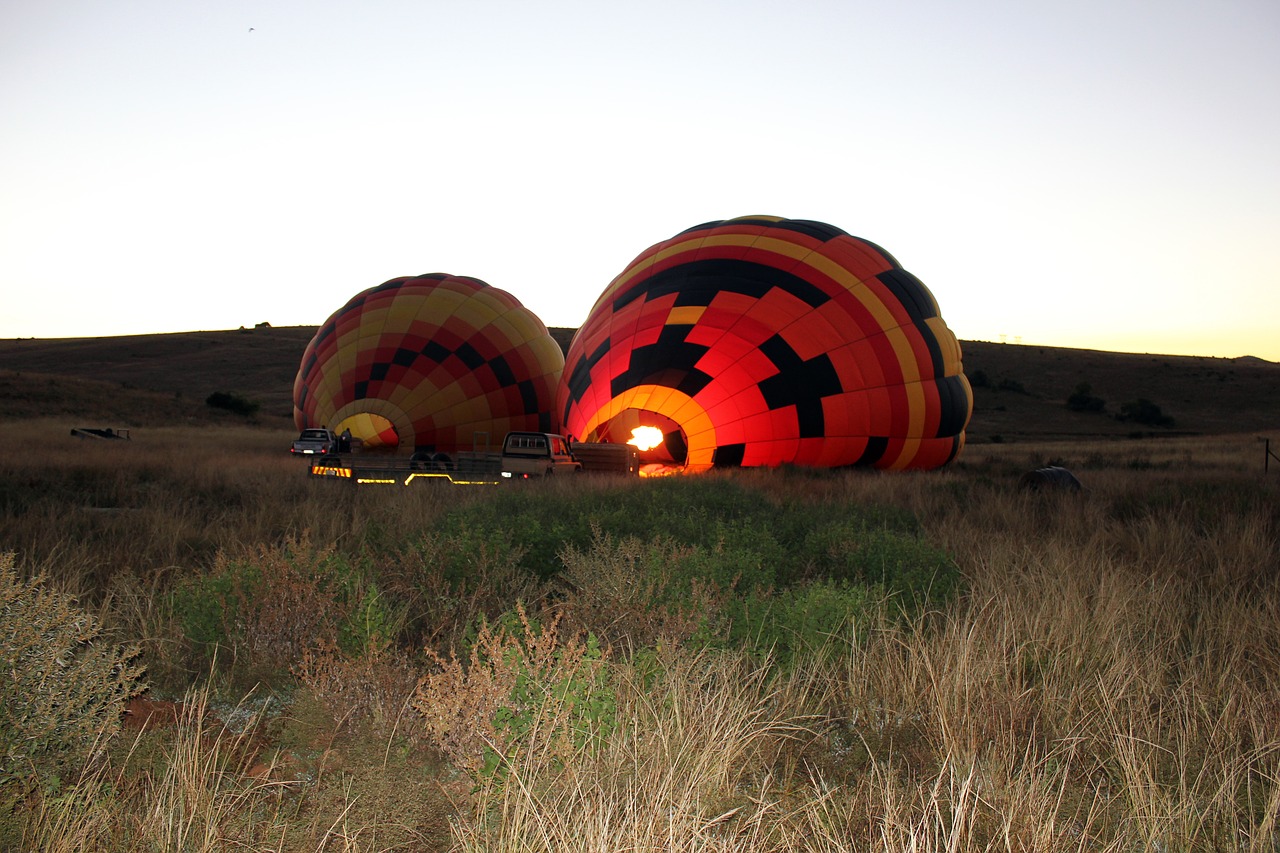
[294,274,564,453]
[556,216,972,471]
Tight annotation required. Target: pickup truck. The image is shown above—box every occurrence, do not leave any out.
[291,428,340,455]
[499,431,582,479]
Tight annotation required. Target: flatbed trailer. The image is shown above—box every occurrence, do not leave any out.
[307,437,639,486]
[71,427,131,440]
[309,452,503,486]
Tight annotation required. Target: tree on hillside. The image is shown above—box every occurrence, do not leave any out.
[1066,382,1106,413]
[1118,398,1174,427]
[206,391,260,417]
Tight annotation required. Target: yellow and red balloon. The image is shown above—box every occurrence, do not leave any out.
[293,274,564,453]
[556,216,972,471]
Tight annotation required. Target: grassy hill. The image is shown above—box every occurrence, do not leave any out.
[2,326,1277,442]
[960,340,1280,442]
[0,327,314,428]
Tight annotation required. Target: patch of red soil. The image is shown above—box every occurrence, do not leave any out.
[122,697,186,731]
[119,696,290,783]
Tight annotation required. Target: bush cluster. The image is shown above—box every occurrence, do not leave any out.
[169,537,402,676]
[156,477,961,695]
[430,477,947,591]
[0,473,961,840]
[425,477,959,665]
[412,603,615,783]
[0,553,146,794]
[1066,381,1107,412]
[1118,397,1175,426]
[204,390,260,417]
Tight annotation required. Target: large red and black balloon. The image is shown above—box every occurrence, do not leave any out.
[293,274,563,453]
[556,216,972,471]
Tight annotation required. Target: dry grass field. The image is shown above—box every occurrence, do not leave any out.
[1,330,1278,851]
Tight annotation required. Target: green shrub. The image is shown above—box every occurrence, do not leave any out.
[1117,398,1174,427]
[382,527,541,652]
[1066,382,1106,412]
[557,528,732,650]
[338,581,407,657]
[0,553,146,793]
[997,377,1028,394]
[720,580,880,665]
[710,519,958,667]
[430,477,962,657]
[412,605,616,784]
[170,558,258,651]
[487,624,614,782]
[431,477,781,580]
[424,525,527,589]
[169,539,367,674]
[204,390,260,417]
[817,526,962,609]
[668,524,780,592]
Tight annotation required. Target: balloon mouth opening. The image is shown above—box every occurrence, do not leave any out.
[594,409,688,476]
[334,413,399,451]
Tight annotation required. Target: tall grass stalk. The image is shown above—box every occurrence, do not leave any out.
[132,684,276,850]
[16,685,281,852]
[452,649,811,852]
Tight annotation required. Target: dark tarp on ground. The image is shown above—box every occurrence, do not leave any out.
[1019,466,1082,491]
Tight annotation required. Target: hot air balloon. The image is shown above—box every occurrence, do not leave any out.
[294,274,564,454]
[556,216,972,472]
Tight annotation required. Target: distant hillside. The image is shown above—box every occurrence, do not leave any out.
[959,341,1280,442]
[0,326,314,424]
[2,327,1277,441]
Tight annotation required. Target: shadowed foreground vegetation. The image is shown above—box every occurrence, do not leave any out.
[2,421,1278,851]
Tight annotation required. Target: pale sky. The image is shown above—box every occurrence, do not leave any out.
[3,0,1278,360]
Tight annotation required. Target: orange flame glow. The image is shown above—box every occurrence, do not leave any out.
[626,425,664,452]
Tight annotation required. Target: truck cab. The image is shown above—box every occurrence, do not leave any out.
[500,432,582,479]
